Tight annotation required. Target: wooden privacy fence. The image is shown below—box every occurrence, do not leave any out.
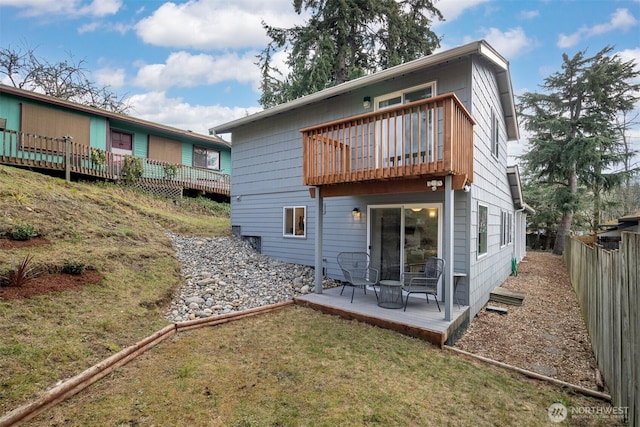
[564,233,639,425]
[0,129,230,197]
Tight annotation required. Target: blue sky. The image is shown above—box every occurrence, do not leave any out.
[1,0,639,163]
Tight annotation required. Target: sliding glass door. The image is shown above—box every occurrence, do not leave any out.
[368,205,441,285]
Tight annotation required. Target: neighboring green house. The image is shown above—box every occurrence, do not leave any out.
[0,84,231,198]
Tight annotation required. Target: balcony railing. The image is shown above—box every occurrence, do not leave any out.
[301,93,475,187]
[0,129,230,196]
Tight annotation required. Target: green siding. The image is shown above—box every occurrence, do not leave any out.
[90,117,107,150]
[1,89,231,175]
[0,94,23,131]
[182,145,193,167]
[133,132,148,158]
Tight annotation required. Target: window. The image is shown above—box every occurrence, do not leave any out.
[508,212,513,245]
[478,204,488,257]
[111,130,133,151]
[500,211,507,247]
[283,206,306,238]
[491,111,499,158]
[193,145,220,170]
[374,82,437,166]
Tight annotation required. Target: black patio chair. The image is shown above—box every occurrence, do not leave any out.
[337,252,379,303]
[402,257,444,311]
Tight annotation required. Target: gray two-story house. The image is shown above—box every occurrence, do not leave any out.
[212,40,531,327]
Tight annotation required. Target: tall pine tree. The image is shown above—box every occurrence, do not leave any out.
[257,0,442,108]
[519,46,639,254]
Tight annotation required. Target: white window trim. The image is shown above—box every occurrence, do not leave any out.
[373,81,437,111]
[491,111,499,159]
[193,145,221,170]
[283,206,306,238]
[508,212,514,246]
[478,203,489,259]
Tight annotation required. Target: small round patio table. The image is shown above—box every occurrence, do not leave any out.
[378,280,403,309]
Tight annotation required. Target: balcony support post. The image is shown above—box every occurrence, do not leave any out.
[443,175,454,321]
[314,187,324,294]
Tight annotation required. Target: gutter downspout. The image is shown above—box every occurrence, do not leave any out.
[512,207,526,276]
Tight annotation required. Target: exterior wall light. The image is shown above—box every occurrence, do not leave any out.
[363,96,372,110]
[427,179,443,191]
[463,183,471,193]
[352,207,361,219]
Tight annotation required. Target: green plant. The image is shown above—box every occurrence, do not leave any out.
[121,156,144,184]
[90,148,107,167]
[11,192,29,204]
[0,254,37,287]
[62,260,86,275]
[163,164,178,180]
[10,224,37,241]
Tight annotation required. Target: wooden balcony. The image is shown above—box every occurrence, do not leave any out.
[0,129,230,197]
[301,93,474,196]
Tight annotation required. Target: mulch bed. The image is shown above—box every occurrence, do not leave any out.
[0,237,52,249]
[0,237,103,299]
[454,251,601,391]
[0,271,104,300]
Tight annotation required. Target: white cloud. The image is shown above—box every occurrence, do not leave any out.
[557,33,582,49]
[78,21,101,34]
[134,0,305,50]
[133,51,261,91]
[126,91,261,137]
[557,8,638,48]
[519,10,539,20]
[79,0,121,17]
[0,0,122,17]
[93,67,126,88]
[464,27,534,58]
[435,0,491,23]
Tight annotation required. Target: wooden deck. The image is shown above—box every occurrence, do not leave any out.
[301,92,475,193]
[0,129,230,197]
[295,286,470,347]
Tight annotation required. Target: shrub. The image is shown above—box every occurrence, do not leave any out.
[11,224,37,241]
[163,164,178,179]
[0,255,37,287]
[121,156,144,184]
[62,260,86,275]
[90,148,107,167]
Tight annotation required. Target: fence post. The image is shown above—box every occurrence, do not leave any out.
[63,135,72,182]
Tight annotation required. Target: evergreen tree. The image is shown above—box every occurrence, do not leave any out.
[519,46,639,255]
[257,0,443,108]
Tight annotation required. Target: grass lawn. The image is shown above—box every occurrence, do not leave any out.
[0,165,617,426]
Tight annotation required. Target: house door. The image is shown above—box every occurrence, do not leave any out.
[373,83,436,168]
[368,205,441,289]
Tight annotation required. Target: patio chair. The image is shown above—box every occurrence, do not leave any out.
[402,257,444,312]
[337,252,379,303]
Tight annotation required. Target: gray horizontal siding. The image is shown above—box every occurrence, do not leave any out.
[467,55,518,318]
[229,54,516,314]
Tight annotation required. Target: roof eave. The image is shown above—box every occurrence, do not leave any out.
[0,84,230,148]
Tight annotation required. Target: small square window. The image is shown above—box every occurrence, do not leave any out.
[283,206,306,238]
[193,146,220,170]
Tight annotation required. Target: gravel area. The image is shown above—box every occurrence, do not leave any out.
[165,234,339,322]
[167,235,601,392]
[454,251,602,391]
